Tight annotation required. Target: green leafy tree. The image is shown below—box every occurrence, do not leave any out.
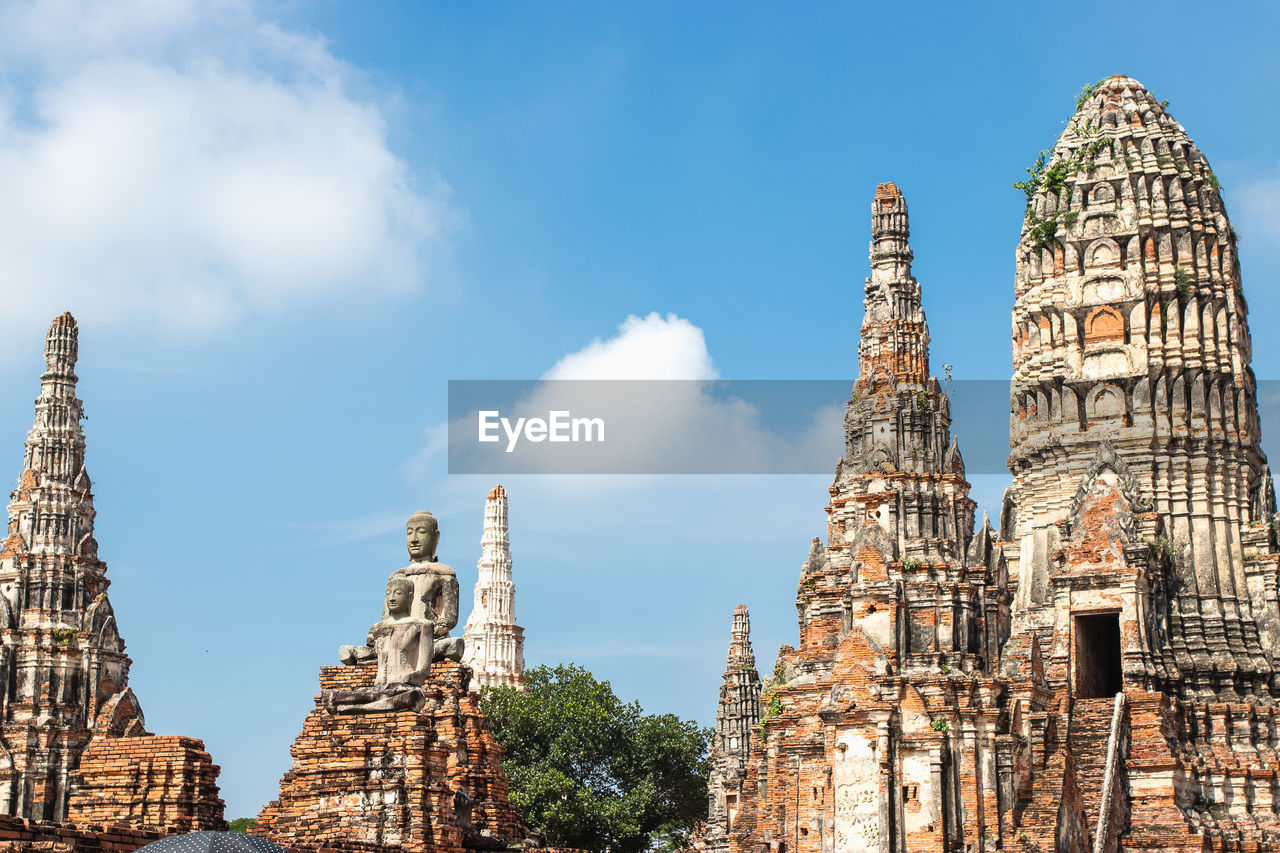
[481,663,711,853]
[228,817,256,833]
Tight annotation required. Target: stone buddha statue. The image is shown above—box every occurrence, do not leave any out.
[393,511,465,662]
[324,576,435,713]
[371,576,433,686]
[327,511,466,713]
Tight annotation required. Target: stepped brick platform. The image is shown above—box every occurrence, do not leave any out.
[252,661,527,853]
[68,736,224,834]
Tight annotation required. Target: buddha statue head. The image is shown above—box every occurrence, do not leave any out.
[385,576,415,618]
[406,511,439,562]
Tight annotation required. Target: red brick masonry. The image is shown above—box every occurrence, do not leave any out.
[252,662,527,853]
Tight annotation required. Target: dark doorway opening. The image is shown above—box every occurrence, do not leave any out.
[1075,612,1122,698]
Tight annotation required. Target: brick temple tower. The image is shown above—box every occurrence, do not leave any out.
[997,75,1280,851]
[0,314,224,832]
[1005,74,1277,698]
[462,484,526,691]
[727,184,1011,853]
[0,313,144,821]
[712,78,1280,853]
[704,604,762,853]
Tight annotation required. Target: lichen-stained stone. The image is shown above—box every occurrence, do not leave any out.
[462,486,526,692]
[0,314,224,834]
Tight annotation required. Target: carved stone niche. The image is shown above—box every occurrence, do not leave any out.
[1090,183,1116,207]
[1084,306,1126,345]
[1086,384,1128,421]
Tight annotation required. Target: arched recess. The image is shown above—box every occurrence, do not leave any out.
[1087,384,1127,421]
[1085,306,1126,345]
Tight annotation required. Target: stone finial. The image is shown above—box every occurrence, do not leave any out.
[859,182,928,385]
[727,604,754,668]
[43,311,79,387]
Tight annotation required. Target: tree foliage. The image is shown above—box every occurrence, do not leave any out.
[481,663,711,853]
[228,817,256,833]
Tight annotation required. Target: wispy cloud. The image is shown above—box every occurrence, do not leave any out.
[0,0,451,357]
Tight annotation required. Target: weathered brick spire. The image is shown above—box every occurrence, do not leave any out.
[858,182,930,385]
[1006,73,1278,698]
[462,484,526,691]
[0,313,145,820]
[723,186,1010,853]
[704,605,761,853]
[838,184,972,552]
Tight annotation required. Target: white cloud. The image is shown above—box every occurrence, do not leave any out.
[544,312,718,380]
[0,0,447,351]
[443,312,842,475]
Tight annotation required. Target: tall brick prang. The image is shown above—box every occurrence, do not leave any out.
[726,184,1012,853]
[1005,74,1277,698]
[0,314,224,834]
[998,74,1280,852]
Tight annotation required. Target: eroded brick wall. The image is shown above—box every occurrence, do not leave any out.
[67,735,225,835]
[252,662,526,853]
[0,813,159,853]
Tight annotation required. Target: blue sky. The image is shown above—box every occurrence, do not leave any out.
[0,0,1277,819]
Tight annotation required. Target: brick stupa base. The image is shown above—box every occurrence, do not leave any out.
[0,732,225,853]
[252,661,527,853]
